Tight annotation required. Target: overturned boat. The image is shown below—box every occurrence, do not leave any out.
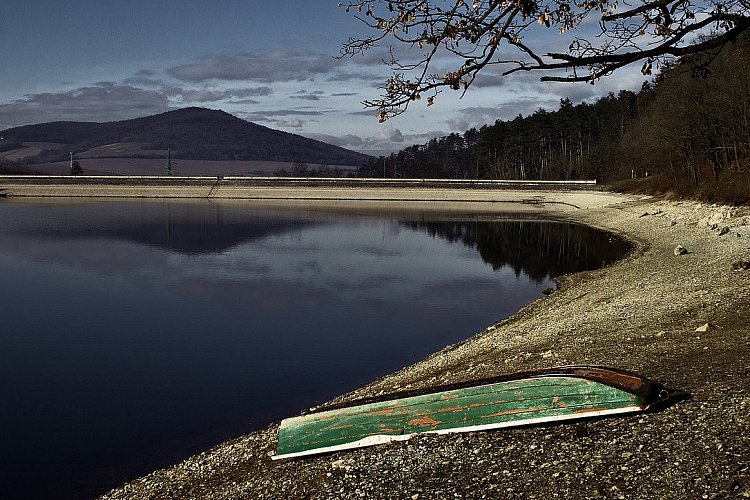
[273,366,671,460]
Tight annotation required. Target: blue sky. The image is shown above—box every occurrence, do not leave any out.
[1,1,648,155]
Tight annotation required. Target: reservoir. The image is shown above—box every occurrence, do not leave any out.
[0,200,631,499]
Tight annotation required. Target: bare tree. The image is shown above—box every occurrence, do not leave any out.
[292,161,309,176]
[69,160,83,176]
[340,0,750,120]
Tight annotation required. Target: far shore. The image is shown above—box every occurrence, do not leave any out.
[0,175,619,214]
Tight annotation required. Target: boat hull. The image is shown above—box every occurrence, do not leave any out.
[274,366,668,460]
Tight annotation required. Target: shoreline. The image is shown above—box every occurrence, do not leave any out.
[41,190,746,498]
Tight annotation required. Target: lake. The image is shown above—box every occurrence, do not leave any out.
[0,199,631,498]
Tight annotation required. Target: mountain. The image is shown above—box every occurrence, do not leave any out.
[0,107,371,167]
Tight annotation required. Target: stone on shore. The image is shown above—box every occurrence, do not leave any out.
[674,245,688,256]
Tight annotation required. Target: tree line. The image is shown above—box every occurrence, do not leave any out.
[359,33,750,204]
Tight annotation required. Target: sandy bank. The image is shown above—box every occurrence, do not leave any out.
[92,194,749,499]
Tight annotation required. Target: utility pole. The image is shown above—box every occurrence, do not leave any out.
[167,147,173,176]
[69,152,73,172]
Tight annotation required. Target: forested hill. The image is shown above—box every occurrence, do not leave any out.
[0,107,372,166]
[361,33,750,204]
[361,90,653,182]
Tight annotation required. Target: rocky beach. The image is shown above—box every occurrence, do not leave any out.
[85,192,747,499]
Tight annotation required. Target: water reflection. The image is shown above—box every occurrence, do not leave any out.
[406,220,631,281]
[5,202,320,254]
[5,202,631,279]
[0,200,629,499]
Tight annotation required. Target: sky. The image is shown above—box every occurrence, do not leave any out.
[1,0,650,156]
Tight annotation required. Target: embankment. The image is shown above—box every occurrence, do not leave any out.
[0,175,608,206]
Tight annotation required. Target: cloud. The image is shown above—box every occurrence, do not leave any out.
[0,82,170,129]
[291,95,321,101]
[290,90,325,102]
[244,109,324,118]
[325,70,386,84]
[375,127,403,143]
[305,126,404,154]
[235,108,325,128]
[349,109,382,117]
[304,133,365,148]
[270,119,305,129]
[167,51,341,83]
[124,76,164,87]
[231,99,263,105]
[164,86,273,103]
[165,50,397,89]
[558,84,597,103]
[443,106,501,132]
[468,72,508,89]
[444,97,559,132]
[473,67,645,107]
[403,131,448,143]
[123,67,276,104]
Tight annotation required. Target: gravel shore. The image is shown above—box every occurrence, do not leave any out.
[102,195,749,499]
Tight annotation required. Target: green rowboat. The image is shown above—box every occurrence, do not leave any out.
[273,366,669,460]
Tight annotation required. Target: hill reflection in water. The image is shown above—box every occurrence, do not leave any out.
[9,201,631,279]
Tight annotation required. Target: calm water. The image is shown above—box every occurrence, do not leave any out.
[0,200,631,499]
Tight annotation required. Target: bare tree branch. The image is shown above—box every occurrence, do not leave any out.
[340,0,750,119]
